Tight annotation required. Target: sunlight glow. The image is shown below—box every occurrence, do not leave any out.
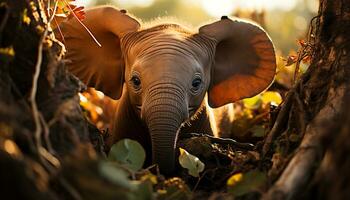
[117,0,155,8]
[294,15,308,31]
[79,93,88,103]
[74,0,93,7]
[200,0,298,17]
[96,91,105,99]
[307,0,319,13]
[74,0,304,18]
[238,0,297,11]
[201,0,237,18]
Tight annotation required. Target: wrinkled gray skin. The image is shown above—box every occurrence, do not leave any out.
[59,6,276,174]
[111,26,216,173]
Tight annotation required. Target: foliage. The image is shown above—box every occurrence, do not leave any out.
[98,161,136,189]
[108,139,146,171]
[178,147,205,177]
[48,0,100,46]
[56,0,86,21]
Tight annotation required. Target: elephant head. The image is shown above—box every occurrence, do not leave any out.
[59,6,276,173]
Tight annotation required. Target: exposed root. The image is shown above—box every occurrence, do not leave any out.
[262,91,295,157]
[263,84,345,200]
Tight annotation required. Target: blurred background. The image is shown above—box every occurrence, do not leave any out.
[73,0,318,55]
[75,0,318,139]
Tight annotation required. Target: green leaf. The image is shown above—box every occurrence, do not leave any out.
[178,148,205,177]
[98,161,136,190]
[108,139,146,171]
[243,95,262,109]
[227,170,267,197]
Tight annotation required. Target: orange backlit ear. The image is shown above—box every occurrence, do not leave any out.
[58,6,140,99]
[199,17,276,108]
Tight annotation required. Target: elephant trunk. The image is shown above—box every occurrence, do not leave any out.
[143,83,187,174]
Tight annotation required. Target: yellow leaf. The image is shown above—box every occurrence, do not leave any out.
[227,173,243,186]
[261,91,282,105]
[79,93,91,109]
[243,95,262,109]
[2,139,22,158]
[179,147,186,155]
[23,8,31,25]
[140,173,158,184]
[57,1,67,9]
[227,170,267,196]
[0,46,15,56]
[36,25,45,34]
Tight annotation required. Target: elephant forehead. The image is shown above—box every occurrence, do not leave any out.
[134,35,201,58]
[127,57,201,89]
[122,25,214,63]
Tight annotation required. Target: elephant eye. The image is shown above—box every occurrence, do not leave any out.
[131,75,141,90]
[191,77,202,91]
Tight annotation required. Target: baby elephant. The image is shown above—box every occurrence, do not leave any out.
[59,6,276,174]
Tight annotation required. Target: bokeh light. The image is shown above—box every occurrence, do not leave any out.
[117,0,155,8]
[74,0,92,6]
[72,0,319,56]
[201,0,237,17]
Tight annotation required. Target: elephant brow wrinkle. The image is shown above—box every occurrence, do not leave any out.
[121,24,215,64]
[142,23,193,35]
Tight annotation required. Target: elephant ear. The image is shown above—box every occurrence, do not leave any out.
[199,17,276,108]
[59,6,140,99]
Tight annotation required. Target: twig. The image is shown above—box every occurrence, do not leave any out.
[293,50,303,83]
[63,0,101,47]
[38,146,60,168]
[30,0,57,153]
[262,91,295,157]
[30,30,45,148]
[39,112,53,153]
[180,133,254,150]
[53,17,66,43]
[46,0,50,18]
[192,169,211,192]
[292,13,318,84]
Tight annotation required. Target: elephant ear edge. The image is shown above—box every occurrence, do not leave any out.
[58,6,140,99]
[199,17,276,108]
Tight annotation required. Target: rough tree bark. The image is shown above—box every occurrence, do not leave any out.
[263,0,350,199]
[0,0,112,199]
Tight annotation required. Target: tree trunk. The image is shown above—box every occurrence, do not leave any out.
[0,0,108,199]
[263,0,350,199]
